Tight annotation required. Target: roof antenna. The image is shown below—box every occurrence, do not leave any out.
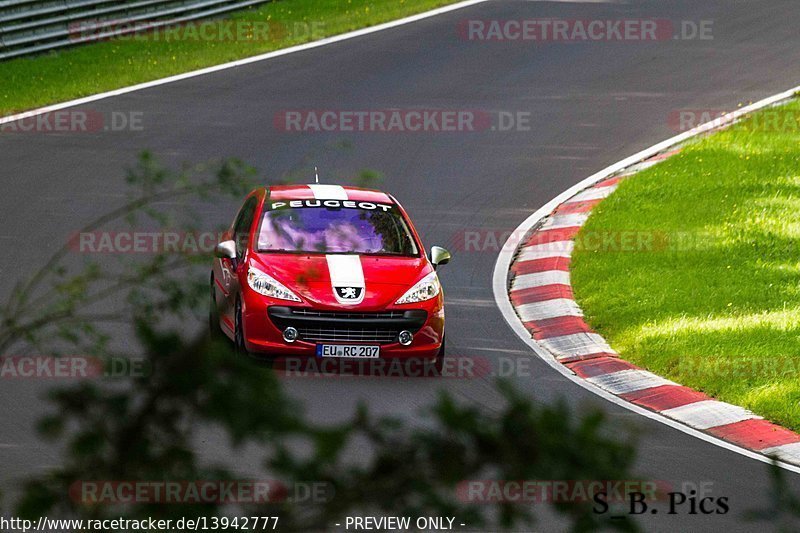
[314,166,320,184]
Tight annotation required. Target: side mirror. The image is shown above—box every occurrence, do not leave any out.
[214,240,237,260]
[430,246,451,269]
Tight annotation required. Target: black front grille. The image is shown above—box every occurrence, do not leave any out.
[268,307,427,345]
[295,327,400,344]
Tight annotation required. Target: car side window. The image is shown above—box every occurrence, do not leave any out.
[233,197,258,259]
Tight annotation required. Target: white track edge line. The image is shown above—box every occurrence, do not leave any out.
[0,0,489,125]
[492,83,800,475]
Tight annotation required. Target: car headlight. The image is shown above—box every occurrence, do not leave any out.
[395,271,441,305]
[247,265,301,302]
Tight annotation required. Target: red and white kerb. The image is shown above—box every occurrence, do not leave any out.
[507,150,800,466]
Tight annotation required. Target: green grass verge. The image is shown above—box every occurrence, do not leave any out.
[571,98,800,431]
[0,0,459,115]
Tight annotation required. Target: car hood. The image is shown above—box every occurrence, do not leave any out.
[249,253,432,309]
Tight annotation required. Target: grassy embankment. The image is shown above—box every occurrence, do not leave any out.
[571,99,800,430]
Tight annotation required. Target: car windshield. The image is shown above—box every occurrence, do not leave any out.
[257,201,419,256]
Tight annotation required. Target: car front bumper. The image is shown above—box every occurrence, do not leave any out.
[240,294,445,361]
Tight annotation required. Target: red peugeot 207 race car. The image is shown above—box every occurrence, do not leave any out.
[210,183,451,369]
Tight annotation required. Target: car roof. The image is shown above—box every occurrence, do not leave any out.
[266,184,395,204]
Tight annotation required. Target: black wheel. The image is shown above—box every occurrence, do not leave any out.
[209,274,222,340]
[234,297,249,357]
[435,334,446,373]
[426,334,446,376]
[233,297,277,364]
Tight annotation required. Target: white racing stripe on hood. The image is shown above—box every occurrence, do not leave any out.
[326,254,365,305]
[309,184,348,200]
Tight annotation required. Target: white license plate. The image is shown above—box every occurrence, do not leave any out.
[316,344,380,359]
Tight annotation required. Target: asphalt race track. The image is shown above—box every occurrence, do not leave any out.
[2,0,800,530]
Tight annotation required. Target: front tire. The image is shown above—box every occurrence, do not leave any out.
[234,297,250,357]
[209,274,223,340]
[425,334,446,375]
[233,297,277,365]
